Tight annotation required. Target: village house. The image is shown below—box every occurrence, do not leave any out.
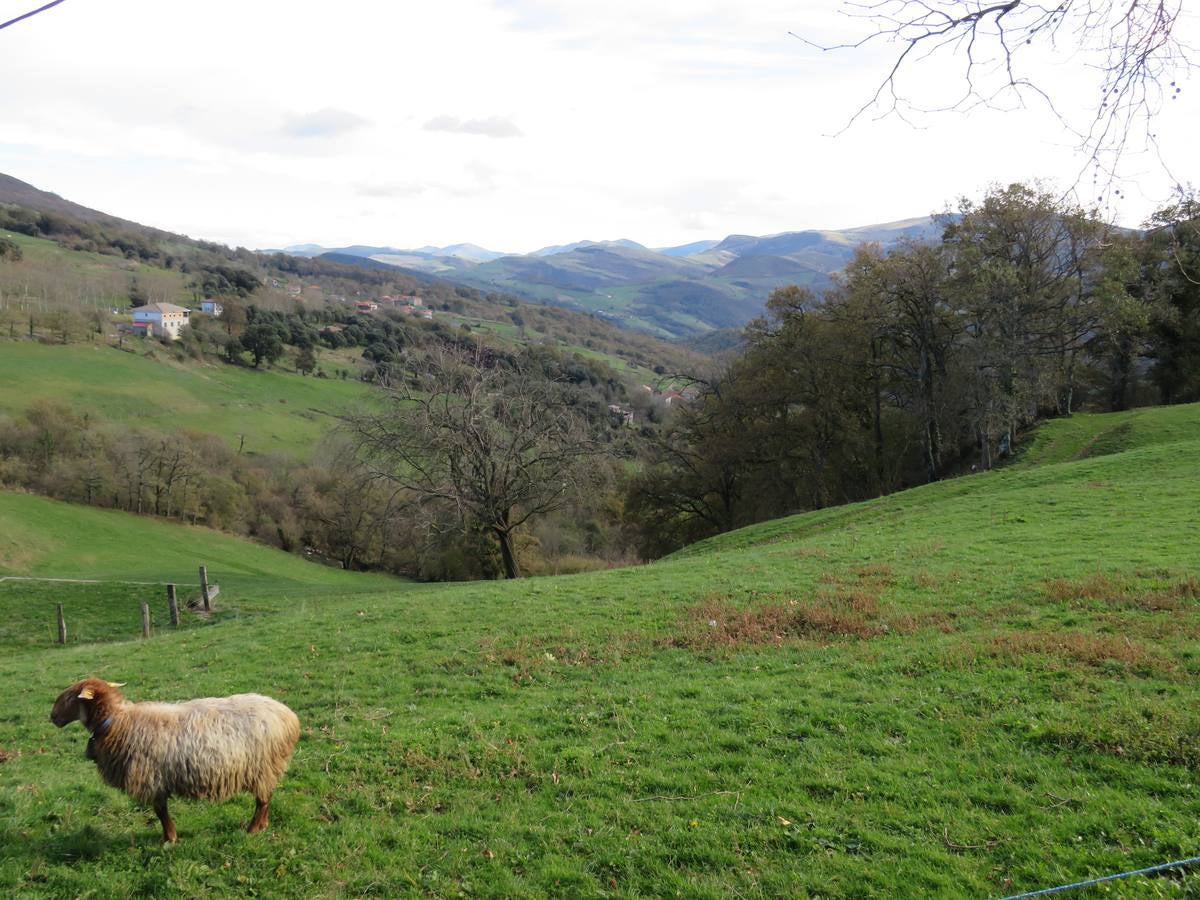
[355,301,379,313]
[200,299,224,317]
[131,302,190,340]
[608,404,635,426]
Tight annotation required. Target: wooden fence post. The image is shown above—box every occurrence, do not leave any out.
[141,602,151,639]
[199,565,211,612]
[57,603,66,644]
[167,583,179,627]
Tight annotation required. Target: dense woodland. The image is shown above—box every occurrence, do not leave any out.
[1,182,1198,577]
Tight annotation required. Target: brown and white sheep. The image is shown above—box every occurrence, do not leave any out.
[50,678,300,843]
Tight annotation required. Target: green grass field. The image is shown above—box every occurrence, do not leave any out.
[0,491,398,594]
[1,405,1198,896]
[0,342,373,458]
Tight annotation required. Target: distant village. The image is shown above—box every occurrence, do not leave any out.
[116,283,438,342]
[114,283,694,424]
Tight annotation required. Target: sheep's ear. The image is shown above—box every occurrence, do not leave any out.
[78,687,95,700]
[106,682,126,688]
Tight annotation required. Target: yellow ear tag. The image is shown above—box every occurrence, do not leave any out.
[78,687,95,700]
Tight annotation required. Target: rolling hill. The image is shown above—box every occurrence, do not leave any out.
[0,402,1197,895]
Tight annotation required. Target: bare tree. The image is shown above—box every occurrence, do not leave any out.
[346,345,600,579]
[800,1,1191,184]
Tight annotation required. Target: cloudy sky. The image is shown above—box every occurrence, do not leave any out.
[3,0,1197,252]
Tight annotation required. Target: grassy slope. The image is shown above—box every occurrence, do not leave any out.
[0,231,190,305]
[0,342,371,458]
[0,405,1198,896]
[0,491,394,593]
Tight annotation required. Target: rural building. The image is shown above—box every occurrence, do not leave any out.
[608,404,635,426]
[131,302,191,340]
[200,299,224,317]
[356,301,379,313]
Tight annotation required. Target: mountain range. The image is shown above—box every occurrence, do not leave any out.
[277,217,941,338]
[0,169,942,341]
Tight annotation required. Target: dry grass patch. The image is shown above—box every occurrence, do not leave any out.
[1041,572,1200,612]
[479,632,645,684]
[667,583,945,649]
[988,631,1167,673]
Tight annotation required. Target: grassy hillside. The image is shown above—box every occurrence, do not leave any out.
[0,491,395,592]
[1018,402,1200,467]
[0,342,371,458]
[1,405,1198,896]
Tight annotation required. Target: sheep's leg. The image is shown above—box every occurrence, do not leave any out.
[154,798,177,843]
[247,794,270,834]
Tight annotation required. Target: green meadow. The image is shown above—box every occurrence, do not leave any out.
[0,342,372,458]
[0,405,1198,896]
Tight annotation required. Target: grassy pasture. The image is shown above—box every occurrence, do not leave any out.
[0,341,372,458]
[0,491,397,595]
[0,405,1198,896]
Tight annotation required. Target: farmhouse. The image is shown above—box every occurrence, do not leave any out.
[200,299,224,317]
[131,302,191,340]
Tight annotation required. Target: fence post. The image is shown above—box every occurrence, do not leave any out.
[141,601,151,639]
[167,583,179,627]
[199,565,211,612]
[57,603,66,644]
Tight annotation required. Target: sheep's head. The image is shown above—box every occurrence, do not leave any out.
[50,679,126,728]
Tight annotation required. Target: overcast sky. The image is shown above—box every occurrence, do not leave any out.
[3,0,1197,252]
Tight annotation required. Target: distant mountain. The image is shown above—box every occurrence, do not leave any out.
[446,218,941,338]
[531,238,647,257]
[270,217,943,339]
[656,240,720,257]
[415,243,507,262]
[267,241,507,272]
[316,252,439,283]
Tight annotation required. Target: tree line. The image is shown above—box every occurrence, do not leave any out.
[625,184,1200,557]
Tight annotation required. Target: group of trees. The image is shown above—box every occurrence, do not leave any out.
[626,184,1200,556]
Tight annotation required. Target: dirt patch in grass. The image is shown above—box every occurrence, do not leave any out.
[479,633,645,684]
[911,571,938,589]
[987,631,1168,674]
[1041,572,1200,612]
[854,563,895,585]
[792,546,828,558]
[668,595,885,649]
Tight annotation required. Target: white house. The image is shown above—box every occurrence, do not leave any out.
[200,299,224,317]
[132,302,191,340]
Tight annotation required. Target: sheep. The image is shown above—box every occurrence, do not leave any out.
[50,678,300,843]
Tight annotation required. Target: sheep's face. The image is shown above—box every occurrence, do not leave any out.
[50,679,124,728]
[50,681,88,728]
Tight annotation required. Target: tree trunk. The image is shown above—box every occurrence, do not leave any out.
[871,339,885,495]
[496,528,521,579]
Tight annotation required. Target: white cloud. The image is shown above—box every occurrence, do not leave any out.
[424,115,523,138]
[0,0,1195,251]
[282,109,372,139]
